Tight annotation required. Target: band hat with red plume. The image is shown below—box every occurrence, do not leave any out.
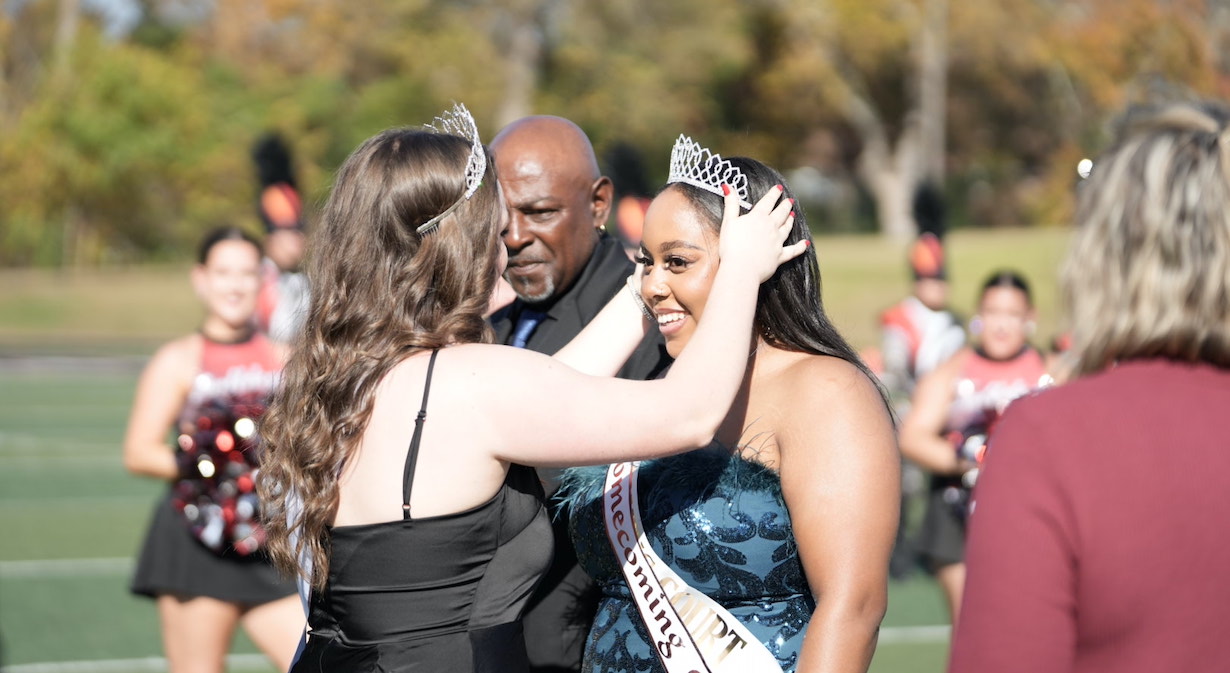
[605,140,652,247]
[910,182,947,280]
[910,233,946,280]
[252,133,304,233]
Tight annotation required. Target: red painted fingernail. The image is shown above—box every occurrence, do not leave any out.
[804,240,811,247]
[789,198,795,205]
[790,211,796,218]
[721,183,731,196]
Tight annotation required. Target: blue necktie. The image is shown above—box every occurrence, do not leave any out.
[510,310,546,349]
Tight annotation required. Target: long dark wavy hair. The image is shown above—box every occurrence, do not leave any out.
[665,157,888,409]
[258,129,504,588]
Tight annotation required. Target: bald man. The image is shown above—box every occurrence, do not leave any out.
[489,117,670,672]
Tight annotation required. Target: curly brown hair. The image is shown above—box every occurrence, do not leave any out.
[258,128,503,588]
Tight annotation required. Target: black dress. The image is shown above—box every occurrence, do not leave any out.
[291,350,554,673]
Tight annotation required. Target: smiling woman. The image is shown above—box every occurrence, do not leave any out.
[122,227,303,673]
[558,140,900,673]
[898,270,1050,627]
[637,189,718,354]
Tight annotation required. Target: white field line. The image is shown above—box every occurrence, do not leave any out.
[1,653,271,673]
[0,433,121,460]
[0,456,123,467]
[0,433,117,449]
[0,355,148,374]
[2,495,151,508]
[0,557,133,579]
[0,627,952,672]
[877,624,951,644]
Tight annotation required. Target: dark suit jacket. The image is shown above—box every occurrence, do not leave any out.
[491,234,670,381]
[490,233,670,672]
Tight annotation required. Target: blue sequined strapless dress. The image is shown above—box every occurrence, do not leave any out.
[557,449,815,673]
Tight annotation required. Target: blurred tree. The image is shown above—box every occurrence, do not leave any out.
[2,0,1228,265]
[0,25,225,264]
[535,0,752,163]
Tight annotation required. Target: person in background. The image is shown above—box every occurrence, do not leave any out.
[899,270,1050,625]
[488,115,672,673]
[879,184,966,412]
[125,227,303,673]
[879,184,966,580]
[558,138,899,673]
[252,133,311,345]
[950,101,1230,673]
[605,140,654,261]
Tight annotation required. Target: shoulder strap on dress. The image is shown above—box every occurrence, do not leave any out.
[402,349,440,520]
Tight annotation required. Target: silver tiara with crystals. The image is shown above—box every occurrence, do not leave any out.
[667,134,753,210]
[417,102,487,235]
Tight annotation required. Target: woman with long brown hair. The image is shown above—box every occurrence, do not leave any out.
[257,106,804,673]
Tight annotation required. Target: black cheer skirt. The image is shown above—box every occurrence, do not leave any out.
[916,477,968,569]
[130,494,296,605]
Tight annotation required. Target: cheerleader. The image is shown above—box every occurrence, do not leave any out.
[899,270,1050,625]
[252,133,310,345]
[124,227,302,673]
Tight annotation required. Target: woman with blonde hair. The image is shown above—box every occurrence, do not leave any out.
[950,101,1230,673]
[257,107,805,673]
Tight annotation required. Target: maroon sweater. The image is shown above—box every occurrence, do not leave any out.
[949,359,1230,673]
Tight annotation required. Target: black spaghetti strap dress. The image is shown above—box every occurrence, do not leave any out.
[291,350,554,673]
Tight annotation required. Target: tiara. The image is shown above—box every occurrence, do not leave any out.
[667,134,753,210]
[417,103,487,235]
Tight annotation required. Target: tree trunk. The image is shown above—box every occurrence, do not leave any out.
[855,115,920,241]
[496,17,541,128]
[868,169,914,240]
[845,77,921,242]
[917,0,947,182]
[53,0,81,82]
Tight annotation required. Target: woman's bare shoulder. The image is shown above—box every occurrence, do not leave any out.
[777,352,878,399]
[147,334,201,376]
[770,352,892,435]
[936,347,973,377]
[380,343,556,394]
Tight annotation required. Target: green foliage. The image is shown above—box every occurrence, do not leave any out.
[0,0,1226,266]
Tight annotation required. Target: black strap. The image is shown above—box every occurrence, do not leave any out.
[401,349,440,520]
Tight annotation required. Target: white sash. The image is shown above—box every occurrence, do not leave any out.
[603,461,785,673]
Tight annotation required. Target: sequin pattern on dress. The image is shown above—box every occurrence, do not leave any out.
[556,449,815,673]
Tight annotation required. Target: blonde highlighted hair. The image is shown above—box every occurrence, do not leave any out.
[1063,102,1230,377]
[258,128,504,589]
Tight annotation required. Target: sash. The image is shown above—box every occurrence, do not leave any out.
[603,461,785,673]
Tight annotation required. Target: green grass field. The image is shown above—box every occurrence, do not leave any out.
[0,228,1073,355]
[0,364,951,672]
[0,227,1072,671]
